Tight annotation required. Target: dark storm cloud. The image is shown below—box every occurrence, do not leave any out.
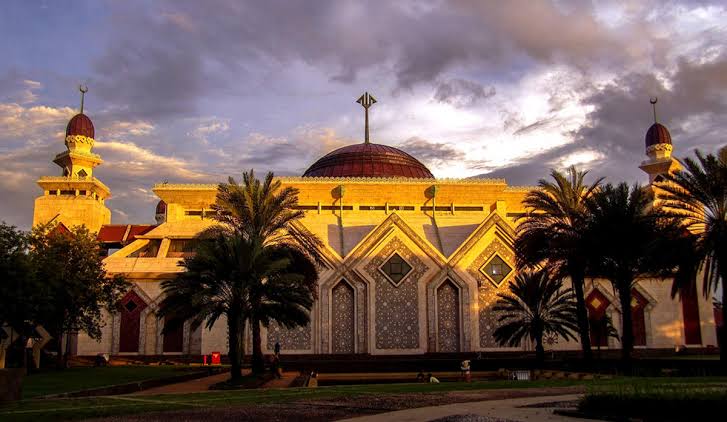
[472,144,581,185]
[397,137,465,167]
[434,79,495,108]
[578,54,727,161]
[90,0,660,119]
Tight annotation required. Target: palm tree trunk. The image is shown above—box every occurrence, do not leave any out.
[535,335,545,365]
[251,318,264,374]
[571,272,593,361]
[721,272,727,366]
[227,312,242,381]
[618,280,634,370]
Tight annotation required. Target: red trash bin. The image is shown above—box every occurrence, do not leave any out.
[211,351,221,365]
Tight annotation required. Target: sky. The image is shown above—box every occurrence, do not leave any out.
[1,0,726,229]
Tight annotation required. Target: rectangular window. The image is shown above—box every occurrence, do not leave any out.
[454,206,484,211]
[388,205,415,211]
[166,239,197,258]
[421,206,452,212]
[320,206,354,210]
[359,205,386,211]
[185,210,203,217]
[128,240,162,258]
[294,205,319,210]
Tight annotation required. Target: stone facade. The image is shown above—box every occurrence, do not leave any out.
[70,177,716,356]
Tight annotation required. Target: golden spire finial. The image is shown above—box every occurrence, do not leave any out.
[79,85,88,114]
[650,97,658,124]
[356,92,376,144]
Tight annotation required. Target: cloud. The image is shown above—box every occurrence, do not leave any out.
[434,79,495,108]
[188,117,230,145]
[0,71,43,104]
[94,140,208,180]
[222,126,351,176]
[101,120,155,139]
[397,136,465,167]
[0,103,74,141]
[3,0,727,228]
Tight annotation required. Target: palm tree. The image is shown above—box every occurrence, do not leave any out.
[656,149,727,363]
[493,269,579,363]
[158,233,251,380]
[159,170,322,378]
[209,170,323,374]
[516,166,602,360]
[584,183,684,364]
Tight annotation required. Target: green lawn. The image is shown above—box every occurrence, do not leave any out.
[3,376,726,421]
[580,379,727,420]
[21,366,206,399]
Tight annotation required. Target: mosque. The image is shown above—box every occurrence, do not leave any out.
[32,91,717,357]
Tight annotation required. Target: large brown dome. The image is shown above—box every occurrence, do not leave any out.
[302,143,434,179]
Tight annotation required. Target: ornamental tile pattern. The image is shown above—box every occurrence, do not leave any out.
[437,280,460,352]
[467,239,515,348]
[364,237,428,349]
[266,321,312,351]
[331,281,355,353]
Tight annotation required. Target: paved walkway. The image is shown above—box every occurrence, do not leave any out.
[131,371,232,395]
[338,394,599,422]
[262,371,298,388]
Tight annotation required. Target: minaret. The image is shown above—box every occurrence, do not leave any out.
[639,97,681,184]
[32,86,111,232]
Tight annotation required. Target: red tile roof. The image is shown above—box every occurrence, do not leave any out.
[97,224,156,243]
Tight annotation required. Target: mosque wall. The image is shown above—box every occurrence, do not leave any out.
[76,178,718,357]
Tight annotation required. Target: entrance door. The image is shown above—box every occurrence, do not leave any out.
[436,280,460,352]
[162,316,184,353]
[119,291,147,353]
[586,290,611,347]
[331,281,355,354]
[631,289,648,346]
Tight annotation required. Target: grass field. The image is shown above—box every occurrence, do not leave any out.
[2,376,726,421]
[21,366,206,399]
[579,378,727,420]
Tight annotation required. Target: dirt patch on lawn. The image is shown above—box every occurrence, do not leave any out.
[88,386,584,421]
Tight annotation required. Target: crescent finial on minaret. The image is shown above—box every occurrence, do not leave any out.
[79,85,88,114]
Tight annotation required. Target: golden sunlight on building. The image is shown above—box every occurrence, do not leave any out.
[32,91,717,357]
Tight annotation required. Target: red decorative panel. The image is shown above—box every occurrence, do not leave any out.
[631,289,648,346]
[162,316,184,353]
[586,289,611,347]
[681,286,702,345]
[119,290,147,353]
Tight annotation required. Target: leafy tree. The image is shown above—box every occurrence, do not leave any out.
[493,269,579,363]
[29,223,126,367]
[516,166,602,360]
[584,183,684,364]
[0,222,40,367]
[656,148,727,364]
